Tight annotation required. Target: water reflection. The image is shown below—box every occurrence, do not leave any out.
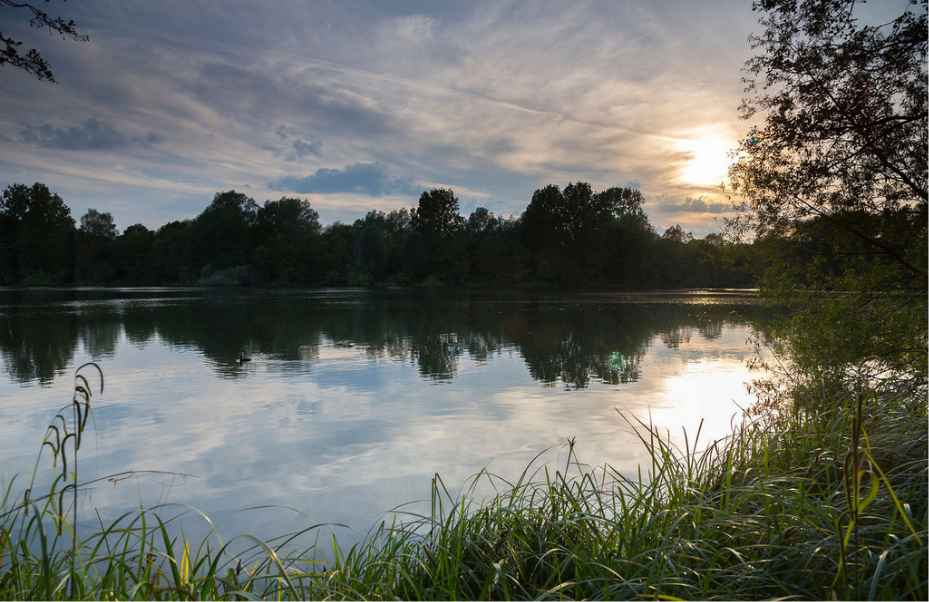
[0,306,80,384]
[0,289,767,544]
[0,290,764,388]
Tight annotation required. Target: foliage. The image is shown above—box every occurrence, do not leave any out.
[0,0,89,82]
[661,224,692,243]
[730,0,927,279]
[412,188,463,239]
[0,358,924,600]
[730,0,927,427]
[0,1,923,598]
[0,181,762,289]
[191,190,259,277]
[410,189,466,281]
[253,197,321,284]
[79,209,118,239]
[523,183,650,284]
[0,182,74,284]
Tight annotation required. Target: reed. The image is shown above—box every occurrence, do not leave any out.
[0,364,925,600]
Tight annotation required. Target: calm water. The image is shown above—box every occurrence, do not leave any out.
[0,288,766,543]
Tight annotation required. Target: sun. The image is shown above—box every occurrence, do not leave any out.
[678,135,733,187]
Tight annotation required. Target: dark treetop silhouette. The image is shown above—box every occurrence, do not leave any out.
[0,0,88,82]
[0,182,766,289]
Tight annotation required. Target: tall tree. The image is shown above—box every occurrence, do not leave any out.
[254,197,320,283]
[731,0,927,279]
[411,189,463,238]
[0,182,74,281]
[152,220,194,283]
[75,208,118,282]
[522,184,566,279]
[191,190,258,275]
[732,0,928,401]
[466,207,497,236]
[593,186,647,228]
[79,208,118,239]
[115,224,155,283]
[523,183,655,284]
[410,189,465,281]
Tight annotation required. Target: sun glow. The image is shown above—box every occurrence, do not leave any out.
[678,134,733,187]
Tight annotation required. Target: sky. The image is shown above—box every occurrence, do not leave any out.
[1,0,770,235]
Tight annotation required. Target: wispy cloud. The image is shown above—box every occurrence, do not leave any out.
[271,125,322,160]
[291,139,321,159]
[18,118,161,151]
[662,197,737,215]
[0,1,759,231]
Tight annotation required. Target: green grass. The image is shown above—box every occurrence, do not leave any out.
[0,364,926,600]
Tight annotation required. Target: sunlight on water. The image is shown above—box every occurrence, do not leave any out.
[0,288,767,543]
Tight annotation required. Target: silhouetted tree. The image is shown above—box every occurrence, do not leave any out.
[594,186,647,227]
[731,0,927,281]
[151,220,194,283]
[79,208,118,239]
[411,189,465,281]
[523,184,568,281]
[253,197,320,283]
[1,0,89,82]
[191,190,258,279]
[523,183,656,285]
[731,0,927,399]
[319,223,355,284]
[0,181,760,289]
[0,182,73,282]
[115,223,155,283]
[412,189,463,238]
[76,209,119,283]
[662,225,692,243]
[350,209,411,284]
[466,207,496,236]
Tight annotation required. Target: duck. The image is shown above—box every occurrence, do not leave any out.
[237,351,252,364]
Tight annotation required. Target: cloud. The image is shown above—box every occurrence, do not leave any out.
[271,163,420,197]
[18,118,161,151]
[385,15,437,44]
[662,197,735,214]
[0,1,761,230]
[192,61,397,140]
[271,125,321,160]
[292,139,321,158]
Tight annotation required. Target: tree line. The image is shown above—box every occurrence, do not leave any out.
[2,180,763,288]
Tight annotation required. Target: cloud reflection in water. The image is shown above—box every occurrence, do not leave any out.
[0,289,767,544]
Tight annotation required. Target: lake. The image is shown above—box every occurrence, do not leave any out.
[0,288,767,545]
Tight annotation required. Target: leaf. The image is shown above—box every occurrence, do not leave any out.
[180,541,191,586]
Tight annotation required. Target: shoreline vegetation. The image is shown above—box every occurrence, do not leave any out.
[0,0,925,598]
[0,318,926,600]
[2,178,922,294]
[1,181,762,291]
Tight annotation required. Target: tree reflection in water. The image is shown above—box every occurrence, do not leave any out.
[0,290,766,388]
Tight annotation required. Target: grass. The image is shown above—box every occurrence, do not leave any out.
[0,362,926,600]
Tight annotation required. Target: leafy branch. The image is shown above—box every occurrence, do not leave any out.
[0,0,88,82]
